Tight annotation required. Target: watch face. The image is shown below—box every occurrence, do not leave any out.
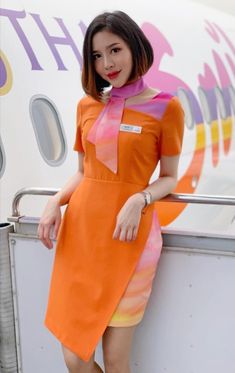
[146,193,151,204]
[145,192,152,204]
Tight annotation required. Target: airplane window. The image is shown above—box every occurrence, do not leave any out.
[177,88,194,129]
[228,85,235,114]
[29,95,67,166]
[214,86,227,119]
[0,135,6,179]
[198,87,212,124]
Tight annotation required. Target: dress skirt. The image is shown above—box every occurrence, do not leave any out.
[45,177,162,362]
[44,93,184,362]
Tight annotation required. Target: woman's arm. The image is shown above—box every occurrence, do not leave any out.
[113,155,180,242]
[38,152,84,249]
[142,155,179,201]
[52,152,85,206]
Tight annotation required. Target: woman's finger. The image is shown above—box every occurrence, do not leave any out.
[119,226,127,241]
[126,227,134,242]
[53,217,61,239]
[132,226,138,241]
[38,223,49,247]
[43,224,53,249]
[39,231,51,249]
[113,223,121,240]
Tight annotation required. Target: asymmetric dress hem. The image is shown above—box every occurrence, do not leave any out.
[44,91,184,361]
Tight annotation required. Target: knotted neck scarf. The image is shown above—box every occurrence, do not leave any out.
[87,77,148,173]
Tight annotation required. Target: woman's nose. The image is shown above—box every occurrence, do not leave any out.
[104,55,114,70]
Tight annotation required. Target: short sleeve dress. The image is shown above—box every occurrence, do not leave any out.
[44,92,184,362]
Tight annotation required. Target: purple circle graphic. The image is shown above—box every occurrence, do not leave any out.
[0,57,7,88]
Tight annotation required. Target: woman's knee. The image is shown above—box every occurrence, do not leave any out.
[61,344,94,372]
[62,346,83,371]
[102,326,135,373]
[104,350,129,373]
[103,345,129,373]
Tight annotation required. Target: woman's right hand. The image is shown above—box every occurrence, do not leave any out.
[38,196,62,249]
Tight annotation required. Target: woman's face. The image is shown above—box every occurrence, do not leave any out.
[92,29,133,88]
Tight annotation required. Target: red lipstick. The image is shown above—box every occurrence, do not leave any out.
[107,71,120,79]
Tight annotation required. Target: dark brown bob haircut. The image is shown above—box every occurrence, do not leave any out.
[82,11,154,100]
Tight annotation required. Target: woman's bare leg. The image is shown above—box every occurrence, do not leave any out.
[102,325,137,373]
[61,344,103,373]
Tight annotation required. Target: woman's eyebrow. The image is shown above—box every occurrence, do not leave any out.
[92,42,121,54]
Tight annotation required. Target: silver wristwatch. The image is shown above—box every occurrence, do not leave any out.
[140,191,152,207]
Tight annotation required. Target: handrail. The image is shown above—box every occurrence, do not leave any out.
[8,187,235,222]
[9,187,60,221]
[163,193,235,206]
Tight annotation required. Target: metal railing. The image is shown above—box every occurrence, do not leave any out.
[8,187,235,222]
[9,187,60,221]
[163,193,235,206]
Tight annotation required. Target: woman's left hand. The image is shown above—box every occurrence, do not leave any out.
[113,193,145,242]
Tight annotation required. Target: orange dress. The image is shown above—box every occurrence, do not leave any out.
[44,92,184,361]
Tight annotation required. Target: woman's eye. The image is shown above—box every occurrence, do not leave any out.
[93,53,101,60]
[111,47,121,54]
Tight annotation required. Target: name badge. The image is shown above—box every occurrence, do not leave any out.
[120,124,142,134]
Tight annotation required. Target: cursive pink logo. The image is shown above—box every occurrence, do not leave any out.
[142,21,235,224]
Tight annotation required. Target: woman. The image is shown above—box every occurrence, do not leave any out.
[38,10,184,373]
